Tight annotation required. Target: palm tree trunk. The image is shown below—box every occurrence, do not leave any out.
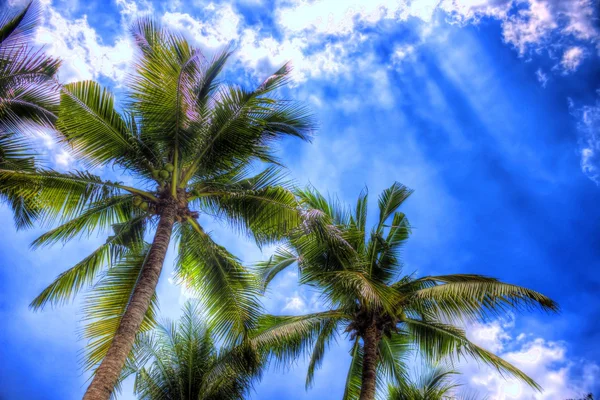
[83,202,177,400]
[359,322,381,400]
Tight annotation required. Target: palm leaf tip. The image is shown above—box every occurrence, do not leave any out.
[0,0,34,48]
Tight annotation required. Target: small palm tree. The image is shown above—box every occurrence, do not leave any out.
[253,183,558,400]
[132,301,262,400]
[387,366,464,400]
[0,1,60,225]
[0,19,312,400]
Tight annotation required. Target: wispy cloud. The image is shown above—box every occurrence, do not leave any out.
[560,46,585,73]
[572,91,600,185]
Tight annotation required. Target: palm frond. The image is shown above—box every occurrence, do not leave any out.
[0,2,60,132]
[408,276,558,322]
[377,332,410,386]
[377,182,413,231]
[194,168,300,244]
[56,81,151,170]
[31,194,137,248]
[175,220,261,341]
[0,169,152,225]
[0,1,35,49]
[0,132,35,171]
[254,246,298,291]
[306,317,339,388]
[305,270,397,313]
[352,188,368,249]
[342,338,363,400]
[404,318,541,391]
[250,311,346,369]
[30,215,146,309]
[296,186,352,226]
[82,246,158,372]
[183,69,314,182]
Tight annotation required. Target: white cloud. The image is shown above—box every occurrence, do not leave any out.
[162,4,240,48]
[282,293,307,313]
[34,4,133,83]
[439,0,512,22]
[572,93,600,185]
[391,43,416,64]
[440,0,598,53]
[557,0,597,41]
[115,0,153,19]
[535,68,548,87]
[460,318,598,399]
[54,150,73,167]
[276,0,598,55]
[236,27,356,83]
[501,0,557,53]
[29,0,599,88]
[276,0,401,35]
[560,47,585,72]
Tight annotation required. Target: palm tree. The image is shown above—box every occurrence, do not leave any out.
[132,301,263,400]
[386,366,459,400]
[252,183,558,400]
[0,1,60,226]
[0,19,313,400]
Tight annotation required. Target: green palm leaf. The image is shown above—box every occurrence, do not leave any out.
[82,246,158,372]
[251,311,346,368]
[404,318,541,391]
[377,332,410,385]
[377,182,413,231]
[408,275,558,322]
[0,132,35,171]
[254,246,298,290]
[30,194,137,248]
[306,317,339,388]
[56,81,148,169]
[175,221,261,341]
[342,339,363,400]
[0,2,60,132]
[193,166,300,244]
[30,215,146,309]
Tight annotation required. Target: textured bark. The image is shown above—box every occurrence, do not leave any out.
[83,203,177,400]
[359,322,382,400]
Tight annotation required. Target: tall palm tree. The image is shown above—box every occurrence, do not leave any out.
[0,1,60,226]
[132,301,263,400]
[252,183,558,400]
[0,20,312,400]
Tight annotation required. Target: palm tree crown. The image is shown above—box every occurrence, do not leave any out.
[133,301,263,400]
[253,183,558,400]
[0,18,313,400]
[387,365,465,400]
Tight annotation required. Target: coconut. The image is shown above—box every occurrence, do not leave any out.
[151,169,160,179]
[132,196,143,206]
[159,170,170,179]
[164,163,174,172]
[139,202,149,211]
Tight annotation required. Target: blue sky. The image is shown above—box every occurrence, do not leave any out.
[1,0,600,398]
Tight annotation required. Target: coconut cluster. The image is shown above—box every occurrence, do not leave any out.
[151,163,174,182]
[132,195,151,212]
